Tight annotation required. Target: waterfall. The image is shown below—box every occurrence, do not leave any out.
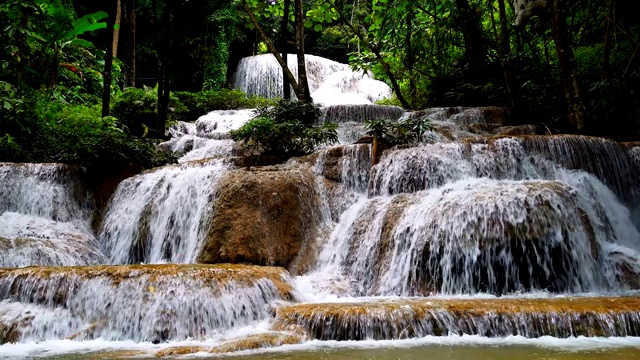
[0,163,97,268]
[99,159,229,264]
[160,110,255,163]
[0,264,296,343]
[313,144,371,221]
[370,136,636,200]
[232,54,392,105]
[275,297,640,340]
[3,105,640,356]
[320,105,405,124]
[309,136,640,296]
[0,213,104,267]
[0,163,89,223]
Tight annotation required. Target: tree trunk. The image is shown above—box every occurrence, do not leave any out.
[294,0,311,102]
[113,0,121,57]
[371,132,380,167]
[405,11,416,108]
[497,0,518,112]
[549,0,585,132]
[326,0,412,109]
[102,0,117,117]
[281,0,291,100]
[120,0,136,87]
[601,0,614,80]
[242,0,304,98]
[157,0,171,136]
[455,0,486,65]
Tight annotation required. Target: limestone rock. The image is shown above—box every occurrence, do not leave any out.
[198,166,322,273]
[274,296,640,340]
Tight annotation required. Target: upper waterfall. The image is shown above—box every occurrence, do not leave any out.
[232,54,392,105]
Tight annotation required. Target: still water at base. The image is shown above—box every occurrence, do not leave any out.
[35,342,640,360]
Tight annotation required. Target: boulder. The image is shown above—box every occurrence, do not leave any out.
[198,166,322,273]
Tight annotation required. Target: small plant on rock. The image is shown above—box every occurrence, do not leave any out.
[364,116,432,146]
[229,100,338,159]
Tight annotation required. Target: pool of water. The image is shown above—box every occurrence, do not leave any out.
[17,340,640,360]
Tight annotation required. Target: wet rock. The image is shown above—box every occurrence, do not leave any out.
[0,320,21,344]
[209,332,305,353]
[155,346,209,357]
[0,264,296,342]
[199,166,323,273]
[274,296,640,340]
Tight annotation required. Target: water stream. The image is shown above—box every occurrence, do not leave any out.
[1,55,640,359]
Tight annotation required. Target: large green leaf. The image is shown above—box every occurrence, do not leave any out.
[65,11,108,40]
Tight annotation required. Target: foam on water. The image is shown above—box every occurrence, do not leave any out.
[0,213,103,267]
[3,335,640,359]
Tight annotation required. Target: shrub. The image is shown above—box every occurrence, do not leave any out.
[173,89,274,122]
[111,86,186,137]
[229,100,338,158]
[0,89,175,171]
[375,96,404,108]
[365,116,432,145]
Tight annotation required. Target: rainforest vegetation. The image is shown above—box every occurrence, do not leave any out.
[1,0,639,170]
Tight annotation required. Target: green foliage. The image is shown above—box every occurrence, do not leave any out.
[173,89,274,122]
[365,116,432,146]
[111,86,186,137]
[0,89,174,170]
[375,96,403,107]
[229,100,338,158]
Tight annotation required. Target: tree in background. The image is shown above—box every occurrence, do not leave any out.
[242,0,312,101]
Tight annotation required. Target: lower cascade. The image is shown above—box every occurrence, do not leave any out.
[0,265,296,344]
[2,108,640,358]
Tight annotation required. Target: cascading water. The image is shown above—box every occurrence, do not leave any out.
[2,86,640,357]
[0,163,89,222]
[307,137,640,297]
[232,54,391,106]
[0,265,296,343]
[99,159,229,264]
[160,109,256,163]
[0,163,97,268]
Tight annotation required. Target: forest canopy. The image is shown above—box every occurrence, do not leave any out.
[1,0,639,171]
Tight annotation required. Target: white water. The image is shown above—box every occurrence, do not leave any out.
[160,109,256,163]
[233,54,392,105]
[306,138,640,297]
[0,163,89,223]
[99,159,229,264]
[0,266,294,343]
[2,104,640,358]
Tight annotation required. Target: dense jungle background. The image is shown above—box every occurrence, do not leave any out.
[1,0,639,172]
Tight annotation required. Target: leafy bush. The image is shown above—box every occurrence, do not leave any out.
[111,86,186,137]
[0,89,174,171]
[375,96,404,108]
[365,116,432,145]
[173,89,274,122]
[229,100,338,158]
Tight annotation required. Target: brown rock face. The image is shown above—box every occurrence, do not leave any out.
[198,166,322,273]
